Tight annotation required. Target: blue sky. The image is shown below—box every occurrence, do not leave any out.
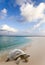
[0,0,45,35]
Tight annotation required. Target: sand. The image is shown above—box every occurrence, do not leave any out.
[0,37,45,65]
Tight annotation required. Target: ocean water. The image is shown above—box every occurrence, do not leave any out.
[0,36,31,51]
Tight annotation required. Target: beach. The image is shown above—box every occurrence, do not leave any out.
[0,37,45,65]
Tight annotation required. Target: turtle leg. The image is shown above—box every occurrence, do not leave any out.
[5,58,10,62]
[15,57,21,65]
[14,56,21,65]
[24,58,28,62]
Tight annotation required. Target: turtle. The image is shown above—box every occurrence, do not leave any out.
[5,49,30,64]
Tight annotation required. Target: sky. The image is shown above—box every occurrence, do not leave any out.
[0,0,45,35]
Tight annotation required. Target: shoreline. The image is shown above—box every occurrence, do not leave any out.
[0,37,31,53]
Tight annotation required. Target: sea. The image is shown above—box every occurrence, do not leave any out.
[0,36,31,52]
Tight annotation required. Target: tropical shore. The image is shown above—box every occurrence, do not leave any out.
[0,37,45,65]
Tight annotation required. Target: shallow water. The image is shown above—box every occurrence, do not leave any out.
[0,36,31,51]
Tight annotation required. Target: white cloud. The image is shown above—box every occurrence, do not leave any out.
[1,8,7,14]
[20,2,45,22]
[16,0,25,5]
[1,24,18,32]
[16,0,45,33]
[0,8,7,19]
[16,0,31,6]
[24,17,45,34]
[33,22,42,30]
[32,15,45,31]
[20,2,45,33]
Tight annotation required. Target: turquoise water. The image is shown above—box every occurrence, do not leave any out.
[0,36,31,51]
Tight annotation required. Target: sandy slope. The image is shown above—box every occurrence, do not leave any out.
[0,37,45,65]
